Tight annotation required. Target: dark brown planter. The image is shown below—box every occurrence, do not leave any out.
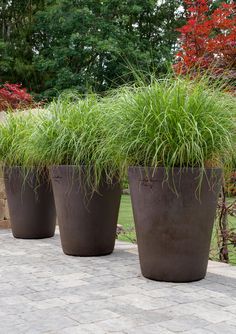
[4,167,56,239]
[128,167,222,282]
[49,166,121,256]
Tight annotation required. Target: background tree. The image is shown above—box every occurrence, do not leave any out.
[33,0,185,98]
[0,1,45,91]
[174,0,236,91]
[1,0,184,99]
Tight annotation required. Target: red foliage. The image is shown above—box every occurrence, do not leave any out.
[174,0,236,81]
[0,83,33,112]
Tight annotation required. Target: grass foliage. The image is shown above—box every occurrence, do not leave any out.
[105,76,236,172]
[0,112,37,167]
[0,76,235,191]
[24,94,122,189]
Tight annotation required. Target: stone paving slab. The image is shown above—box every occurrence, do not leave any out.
[0,228,236,334]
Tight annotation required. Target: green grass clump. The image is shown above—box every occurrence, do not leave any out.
[105,76,235,173]
[0,112,37,167]
[25,94,122,190]
[1,77,234,190]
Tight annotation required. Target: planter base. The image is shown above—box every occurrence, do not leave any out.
[65,250,114,257]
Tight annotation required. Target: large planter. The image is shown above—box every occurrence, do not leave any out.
[4,167,56,239]
[50,166,121,256]
[128,167,222,282]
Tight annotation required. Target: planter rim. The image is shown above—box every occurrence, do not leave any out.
[49,165,95,169]
[3,167,49,180]
[3,166,47,171]
[49,165,83,167]
[3,165,26,169]
[3,166,45,170]
[128,166,222,171]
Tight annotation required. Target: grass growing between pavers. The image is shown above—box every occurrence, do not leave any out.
[118,195,236,265]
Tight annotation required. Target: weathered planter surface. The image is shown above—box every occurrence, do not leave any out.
[50,166,121,256]
[128,167,222,282]
[4,167,56,239]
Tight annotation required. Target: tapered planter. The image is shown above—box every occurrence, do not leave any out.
[50,166,121,256]
[4,167,56,239]
[128,167,222,282]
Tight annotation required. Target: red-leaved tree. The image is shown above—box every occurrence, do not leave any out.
[174,0,236,264]
[0,83,33,112]
[174,0,236,84]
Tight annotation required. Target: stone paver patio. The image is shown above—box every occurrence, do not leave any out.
[1,229,236,334]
